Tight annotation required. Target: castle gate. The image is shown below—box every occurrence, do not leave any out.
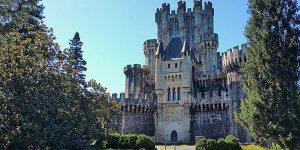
[171,130,178,144]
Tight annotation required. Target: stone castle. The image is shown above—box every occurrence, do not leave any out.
[112,0,251,144]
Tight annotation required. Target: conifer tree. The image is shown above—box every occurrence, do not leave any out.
[67,32,87,82]
[235,0,300,148]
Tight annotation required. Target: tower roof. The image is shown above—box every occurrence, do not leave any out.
[181,39,191,53]
[163,37,183,60]
[155,41,164,55]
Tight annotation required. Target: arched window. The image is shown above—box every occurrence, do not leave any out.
[177,88,181,100]
[172,88,176,101]
[167,88,171,101]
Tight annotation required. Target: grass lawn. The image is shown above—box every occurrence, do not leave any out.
[156,145,195,150]
[156,144,267,150]
[241,144,267,150]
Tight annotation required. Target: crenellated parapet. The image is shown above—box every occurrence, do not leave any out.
[155,0,215,49]
[190,91,230,112]
[122,97,155,114]
[124,64,152,99]
[112,92,156,114]
[198,72,226,81]
[222,44,247,73]
[177,1,186,11]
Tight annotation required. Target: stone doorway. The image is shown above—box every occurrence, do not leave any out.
[171,130,178,144]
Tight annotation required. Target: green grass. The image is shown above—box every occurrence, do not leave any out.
[241,144,267,150]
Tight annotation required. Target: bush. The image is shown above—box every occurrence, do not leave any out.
[118,134,137,149]
[106,133,120,149]
[136,134,156,150]
[196,135,242,150]
[105,133,155,149]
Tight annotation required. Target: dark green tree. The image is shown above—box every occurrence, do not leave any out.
[235,0,300,149]
[0,0,118,149]
[66,32,87,82]
[0,0,44,34]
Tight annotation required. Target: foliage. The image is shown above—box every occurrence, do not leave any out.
[234,0,300,149]
[64,32,87,83]
[0,0,119,149]
[136,134,156,150]
[0,0,44,34]
[195,135,242,150]
[106,133,156,150]
[241,144,267,150]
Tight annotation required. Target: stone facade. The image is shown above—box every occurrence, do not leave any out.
[113,0,251,144]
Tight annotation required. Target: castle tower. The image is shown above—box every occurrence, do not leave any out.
[124,64,144,99]
[144,39,158,81]
[177,1,186,39]
[154,41,164,103]
[181,40,193,103]
[198,2,219,74]
[155,3,170,48]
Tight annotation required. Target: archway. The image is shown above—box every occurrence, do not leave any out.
[171,130,178,144]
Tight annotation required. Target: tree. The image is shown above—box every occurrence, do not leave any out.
[65,32,87,83]
[235,0,300,149]
[0,0,44,34]
[0,1,118,149]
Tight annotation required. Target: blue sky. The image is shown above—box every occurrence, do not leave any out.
[42,0,249,94]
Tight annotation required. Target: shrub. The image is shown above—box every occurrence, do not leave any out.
[118,134,137,149]
[196,135,242,150]
[136,134,156,150]
[106,133,120,149]
[105,133,155,149]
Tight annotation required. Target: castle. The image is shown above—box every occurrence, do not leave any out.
[112,0,251,144]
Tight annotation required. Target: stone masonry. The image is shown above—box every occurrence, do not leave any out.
[113,0,252,144]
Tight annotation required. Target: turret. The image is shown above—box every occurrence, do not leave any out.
[181,40,192,103]
[194,0,203,54]
[144,39,158,79]
[124,64,145,99]
[154,41,164,103]
[203,1,214,33]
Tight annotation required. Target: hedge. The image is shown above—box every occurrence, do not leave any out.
[196,135,242,150]
[105,133,155,149]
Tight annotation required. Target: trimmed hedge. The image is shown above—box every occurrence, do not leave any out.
[196,135,242,150]
[106,133,155,149]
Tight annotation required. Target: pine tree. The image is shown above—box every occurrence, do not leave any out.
[235,0,300,148]
[67,32,87,82]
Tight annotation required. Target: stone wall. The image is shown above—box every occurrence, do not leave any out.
[191,110,230,142]
[117,112,154,136]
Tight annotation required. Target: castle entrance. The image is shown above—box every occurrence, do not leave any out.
[171,130,178,144]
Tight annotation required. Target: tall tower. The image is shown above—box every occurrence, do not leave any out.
[124,64,144,99]
[199,2,219,74]
[144,39,158,81]
[155,3,170,48]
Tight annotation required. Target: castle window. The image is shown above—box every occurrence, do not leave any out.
[168,64,170,68]
[177,88,181,100]
[167,88,171,101]
[175,63,177,68]
[172,88,176,101]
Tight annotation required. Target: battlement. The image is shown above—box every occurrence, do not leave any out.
[190,92,230,111]
[194,0,203,9]
[204,1,213,10]
[162,3,170,12]
[123,64,143,73]
[113,93,156,114]
[177,1,186,11]
[155,0,214,19]
[201,33,218,42]
[198,72,226,81]
[222,44,247,70]
[144,39,158,50]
